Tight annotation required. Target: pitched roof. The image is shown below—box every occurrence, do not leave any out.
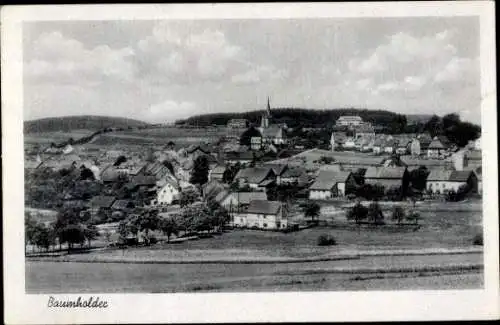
[90,196,116,208]
[214,190,230,203]
[309,171,352,190]
[365,166,407,179]
[246,200,282,215]
[426,170,453,181]
[264,163,288,175]
[211,165,226,175]
[399,156,450,167]
[111,200,134,210]
[132,175,157,186]
[235,167,274,184]
[449,170,474,182]
[428,139,445,149]
[261,126,283,138]
[101,166,121,182]
[234,191,268,205]
[281,167,306,178]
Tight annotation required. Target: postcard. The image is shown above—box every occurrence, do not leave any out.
[2,2,499,323]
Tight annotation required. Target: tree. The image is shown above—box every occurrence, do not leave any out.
[425,115,443,137]
[180,188,199,207]
[159,217,179,242]
[139,209,160,245]
[59,224,86,253]
[442,113,461,130]
[117,221,129,244]
[239,127,262,146]
[113,155,127,166]
[391,206,406,224]
[83,224,99,247]
[368,201,384,225]
[302,200,321,223]
[410,166,429,191]
[346,202,368,224]
[190,156,209,186]
[79,167,95,180]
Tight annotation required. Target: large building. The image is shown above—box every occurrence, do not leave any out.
[336,115,364,127]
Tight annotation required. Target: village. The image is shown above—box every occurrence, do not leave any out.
[23,99,483,253]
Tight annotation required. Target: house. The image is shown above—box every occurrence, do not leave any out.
[89,195,116,219]
[427,137,446,158]
[250,136,263,150]
[100,165,123,183]
[336,115,363,127]
[364,166,410,191]
[354,124,375,138]
[153,179,180,206]
[372,139,383,154]
[343,137,356,149]
[218,191,268,214]
[224,151,257,166]
[396,139,410,155]
[227,119,248,128]
[209,165,226,182]
[233,200,288,230]
[111,200,135,212]
[309,171,355,199]
[280,167,307,185]
[383,140,396,154]
[426,170,478,194]
[263,163,288,184]
[261,126,287,145]
[465,150,482,169]
[234,167,276,189]
[361,138,375,152]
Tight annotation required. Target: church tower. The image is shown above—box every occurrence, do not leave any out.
[330,132,336,152]
[260,97,271,129]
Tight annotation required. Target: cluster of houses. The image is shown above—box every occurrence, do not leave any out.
[24,104,482,231]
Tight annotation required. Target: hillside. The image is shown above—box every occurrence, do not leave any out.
[24,115,150,134]
[176,107,408,130]
[406,114,433,124]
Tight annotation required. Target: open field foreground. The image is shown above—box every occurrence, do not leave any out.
[26,252,482,293]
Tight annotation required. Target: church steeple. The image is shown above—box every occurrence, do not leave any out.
[266,96,271,117]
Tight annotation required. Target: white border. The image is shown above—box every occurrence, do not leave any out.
[2,2,498,323]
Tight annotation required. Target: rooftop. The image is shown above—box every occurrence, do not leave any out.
[246,200,282,215]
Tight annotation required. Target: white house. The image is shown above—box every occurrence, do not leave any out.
[427,137,446,158]
[309,171,355,199]
[233,200,288,230]
[426,170,478,194]
[336,115,363,127]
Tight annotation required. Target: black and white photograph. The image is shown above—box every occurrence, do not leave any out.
[2,2,498,323]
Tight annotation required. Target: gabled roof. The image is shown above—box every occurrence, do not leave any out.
[264,163,288,176]
[466,150,482,161]
[426,170,453,181]
[132,175,157,186]
[365,166,407,179]
[112,200,134,210]
[309,171,352,190]
[281,167,306,178]
[101,166,121,182]
[261,126,283,138]
[214,190,230,203]
[211,165,226,175]
[428,139,445,149]
[233,191,268,205]
[399,156,450,167]
[235,167,274,184]
[246,200,282,215]
[449,170,474,182]
[90,196,116,208]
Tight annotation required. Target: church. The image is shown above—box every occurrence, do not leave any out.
[250,98,287,150]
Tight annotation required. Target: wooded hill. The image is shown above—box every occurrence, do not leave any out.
[24,115,150,134]
[176,107,416,130]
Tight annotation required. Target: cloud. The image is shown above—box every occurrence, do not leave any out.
[25,31,135,85]
[434,57,478,83]
[231,64,288,85]
[136,22,245,83]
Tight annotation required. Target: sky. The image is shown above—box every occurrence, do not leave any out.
[23,17,481,124]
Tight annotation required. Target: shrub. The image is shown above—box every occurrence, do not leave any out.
[473,233,483,246]
[317,234,337,246]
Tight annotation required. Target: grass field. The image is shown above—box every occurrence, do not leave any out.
[26,253,483,293]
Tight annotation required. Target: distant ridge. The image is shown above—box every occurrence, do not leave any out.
[24,115,150,133]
